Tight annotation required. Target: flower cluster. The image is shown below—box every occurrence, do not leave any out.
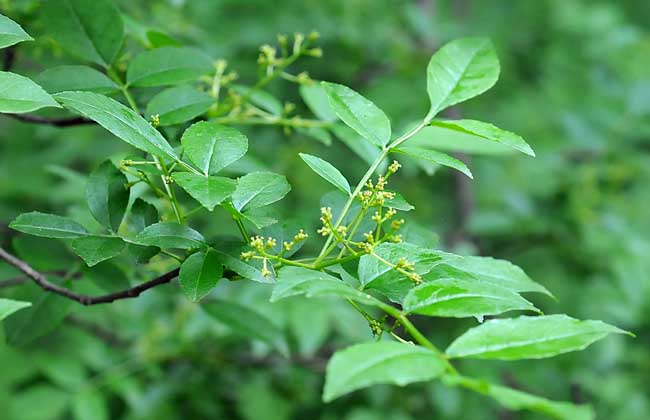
[395,257,422,284]
[283,229,309,252]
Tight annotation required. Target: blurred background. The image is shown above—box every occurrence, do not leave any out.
[1,0,649,419]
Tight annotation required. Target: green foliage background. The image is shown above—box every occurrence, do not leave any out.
[1,0,649,419]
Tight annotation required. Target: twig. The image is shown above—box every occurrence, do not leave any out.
[4,114,93,127]
[3,46,16,71]
[0,247,179,306]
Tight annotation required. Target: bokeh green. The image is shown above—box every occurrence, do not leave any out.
[1,0,648,419]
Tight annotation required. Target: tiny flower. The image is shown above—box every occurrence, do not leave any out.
[391,218,405,230]
[294,229,308,241]
[388,160,402,174]
[307,48,322,57]
[408,272,422,284]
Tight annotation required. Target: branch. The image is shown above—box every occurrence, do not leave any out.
[4,113,93,127]
[0,247,179,306]
[3,46,16,71]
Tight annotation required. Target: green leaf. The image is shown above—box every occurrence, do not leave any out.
[145,85,214,126]
[331,123,385,168]
[202,300,288,356]
[408,124,519,156]
[299,153,351,194]
[322,82,391,147]
[35,66,118,94]
[231,84,283,115]
[383,191,414,211]
[212,248,274,284]
[430,119,535,157]
[71,236,125,267]
[429,255,552,296]
[232,172,291,212]
[54,91,178,160]
[181,122,248,175]
[86,160,129,231]
[240,208,278,229]
[4,281,75,346]
[127,47,213,87]
[426,37,499,117]
[299,83,338,121]
[42,0,124,67]
[125,198,158,234]
[393,146,473,179]
[0,71,60,113]
[358,242,444,302]
[0,298,31,322]
[9,212,88,238]
[403,278,540,319]
[0,13,33,49]
[135,222,205,249]
[271,266,385,308]
[323,341,447,402]
[179,249,223,302]
[172,172,236,211]
[71,389,108,420]
[444,375,594,420]
[446,314,631,360]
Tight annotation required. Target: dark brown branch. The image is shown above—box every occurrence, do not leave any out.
[0,247,179,306]
[4,113,93,127]
[3,46,16,71]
